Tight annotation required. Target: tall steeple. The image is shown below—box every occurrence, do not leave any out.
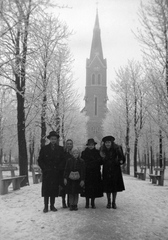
[90,10,104,60]
[84,9,108,143]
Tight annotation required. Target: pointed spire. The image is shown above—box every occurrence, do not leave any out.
[90,10,103,60]
[94,10,100,29]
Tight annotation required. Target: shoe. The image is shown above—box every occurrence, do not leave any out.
[62,203,67,208]
[106,203,111,209]
[112,202,117,209]
[70,205,73,211]
[85,205,89,209]
[91,205,96,209]
[50,206,57,212]
[73,205,78,211]
[43,207,48,213]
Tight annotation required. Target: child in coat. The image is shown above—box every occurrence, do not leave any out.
[64,149,85,210]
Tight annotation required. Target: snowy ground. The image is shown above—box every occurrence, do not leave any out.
[0,173,168,240]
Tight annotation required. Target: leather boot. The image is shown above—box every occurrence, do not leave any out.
[112,192,117,209]
[43,197,49,213]
[43,207,48,213]
[85,197,89,208]
[70,205,73,211]
[106,193,111,209]
[73,205,78,211]
[62,196,67,208]
[112,202,117,209]
[50,197,57,211]
[50,206,57,212]
[91,198,96,209]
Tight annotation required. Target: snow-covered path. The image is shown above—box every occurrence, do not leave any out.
[0,174,168,240]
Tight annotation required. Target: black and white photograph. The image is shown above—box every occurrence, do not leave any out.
[0,0,168,239]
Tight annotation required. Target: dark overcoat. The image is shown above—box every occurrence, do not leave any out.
[81,148,103,198]
[102,144,125,193]
[38,143,65,197]
[64,157,85,194]
[58,150,71,196]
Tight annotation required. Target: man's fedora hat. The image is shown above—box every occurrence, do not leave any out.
[47,131,59,139]
[86,138,97,146]
[102,135,115,142]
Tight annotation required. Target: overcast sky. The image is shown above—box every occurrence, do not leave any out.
[53,0,145,104]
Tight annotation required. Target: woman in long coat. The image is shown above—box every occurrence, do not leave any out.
[64,149,85,210]
[38,131,65,213]
[100,135,125,209]
[81,138,103,208]
[59,139,73,208]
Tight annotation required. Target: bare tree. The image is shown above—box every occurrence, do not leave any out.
[29,14,71,147]
[111,65,134,174]
[136,0,168,91]
[0,0,66,186]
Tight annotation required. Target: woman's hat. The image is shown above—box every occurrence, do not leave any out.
[102,135,115,142]
[86,138,97,146]
[47,131,59,139]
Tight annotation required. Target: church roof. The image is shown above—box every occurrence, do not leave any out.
[90,11,104,60]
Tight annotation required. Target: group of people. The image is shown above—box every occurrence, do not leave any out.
[38,131,125,213]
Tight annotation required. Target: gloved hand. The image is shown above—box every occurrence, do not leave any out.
[64,179,67,185]
[80,180,84,187]
[119,160,124,164]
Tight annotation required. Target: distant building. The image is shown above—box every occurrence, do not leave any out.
[83,10,108,142]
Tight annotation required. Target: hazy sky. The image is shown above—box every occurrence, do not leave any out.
[53,0,145,104]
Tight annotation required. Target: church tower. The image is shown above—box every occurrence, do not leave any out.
[84,10,107,142]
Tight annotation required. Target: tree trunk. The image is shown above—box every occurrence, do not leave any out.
[55,66,61,142]
[125,133,130,175]
[17,92,29,186]
[29,135,35,171]
[125,94,130,174]
[0,148,2,165]
[150,145,154,174]
[61,113,66,147]
[159,129,162,168]
[9,149,12,165]
[0,113,3,165]
[133,136,138,177]
[41,94,47,147]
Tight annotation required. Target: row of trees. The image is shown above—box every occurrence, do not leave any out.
[0,0,87,186]
[103,0,168,175]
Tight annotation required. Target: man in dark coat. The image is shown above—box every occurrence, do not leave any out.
[38,131,65,213]
[100,135,125,209]
[81,138,103,208]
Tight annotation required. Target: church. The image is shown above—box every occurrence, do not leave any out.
[83,10,108,143]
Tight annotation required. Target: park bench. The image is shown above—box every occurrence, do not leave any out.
[0,165,26,195]
[136,166,146,180]
[31,164,42,184]
[149,168,165,186]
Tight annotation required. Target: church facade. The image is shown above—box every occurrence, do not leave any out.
[84,11,108,142]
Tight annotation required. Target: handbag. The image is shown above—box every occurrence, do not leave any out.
[69,171,80,180]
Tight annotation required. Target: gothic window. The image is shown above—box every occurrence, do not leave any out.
[95,96,98,116]
[92,74,95,85]
[98,74,101,85]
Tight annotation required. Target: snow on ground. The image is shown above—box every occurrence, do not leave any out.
[0,174,168,240]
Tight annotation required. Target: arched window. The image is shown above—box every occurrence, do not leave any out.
[98,74,101,85]
[92,74,95,85]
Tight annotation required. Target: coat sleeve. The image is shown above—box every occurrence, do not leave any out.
[59,147,66,170]
[64,159,70,179]
[117,145,126,165]
[80,159,85,181]
[38,147,47,171]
